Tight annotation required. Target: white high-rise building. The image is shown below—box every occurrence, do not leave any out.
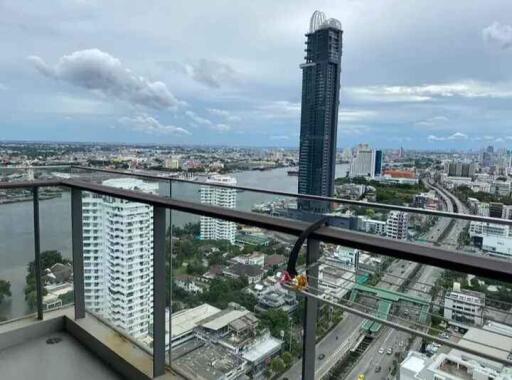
[350,144,376,178]
[200,175,237,244]
[82,178,157,338]
[386,211,409,240]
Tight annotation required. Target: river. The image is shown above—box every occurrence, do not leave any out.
[0,164,348,320]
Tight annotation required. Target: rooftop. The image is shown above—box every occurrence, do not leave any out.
[199,308,250,332]
[457,327,512,362]
[173,339,245,380]
[171,304,220,338]
[242,334,282,363]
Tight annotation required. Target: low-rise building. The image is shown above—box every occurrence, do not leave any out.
[173,338,248,380]
[401,327,512,380]
[412,191,439,211]
[231,252,265,268]
[263,254,286,270]
[400,349,512,380]
[42,262,73,284]
[337,183,366,199]
[175,274,205,294]
[492,181,511,197]
[203,264,224,281]
[168,304,221,349]
[358,216,387,235]
[42,294,62,311]
[469,221,512,258]
[444,282,485,327]
[223,263,264,284]
[255,287,298,314]
[241,333,282,379]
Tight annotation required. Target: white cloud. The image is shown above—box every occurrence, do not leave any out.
[483,22,512,49]
[428,132,468,141]
[349,81,512,103]
[339,109,377,123]
[29,49,180,109]
[414,115,451,130]
[213,123,231,132]
[0,83,7,91]
[256,100,300,119]
[185,110,231,131]
[165,59,238,88]
[342,124,372,136]
[118,114,190,135]
[185,110,213,126]
[207,108,241,122]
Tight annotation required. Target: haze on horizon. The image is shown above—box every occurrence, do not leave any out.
[0,0,511,149]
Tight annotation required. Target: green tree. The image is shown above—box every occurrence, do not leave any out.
[0,279,11,304]
[25,250,69,308]
[200,277,256,310]
[259,309,289,337]
[282,351,293,367]
[270,357,286,374]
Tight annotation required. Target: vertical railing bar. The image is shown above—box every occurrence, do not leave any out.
[153,206,166,377]
[302,238,319,380]
[168,180,173,366]
[71,188,85,319]
[32,186,44,320]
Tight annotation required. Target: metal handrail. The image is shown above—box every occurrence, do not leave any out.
[3,176,512,372]
[2,178,512,283]
[70,165,512,226]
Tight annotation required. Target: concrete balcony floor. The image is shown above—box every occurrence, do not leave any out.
[0,308,179,380]
[0,331,122,380]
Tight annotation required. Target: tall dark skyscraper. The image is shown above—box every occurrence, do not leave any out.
[374,150,383,177]
[298,11,343,212]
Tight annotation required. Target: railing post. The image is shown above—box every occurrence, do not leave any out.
[153,206,166,377]
[302,239,320,380]
[71,188,85,319]
[168,181,173,365]
[32,187,43,320]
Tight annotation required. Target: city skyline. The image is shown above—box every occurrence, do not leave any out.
[1,1,512,149]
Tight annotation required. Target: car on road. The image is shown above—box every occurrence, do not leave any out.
[378,347,384,354]
[387,348,393,355]
[318,353,325,360]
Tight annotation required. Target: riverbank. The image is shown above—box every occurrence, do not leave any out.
[0,192,62,205]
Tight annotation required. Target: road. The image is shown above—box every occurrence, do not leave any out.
[280,313,364,380]
[345,263,443,380]
[423,178,470,248]
[421,179,455,243]
[282,178,467,380]
[279,259,412,380]
[345,179,459,380]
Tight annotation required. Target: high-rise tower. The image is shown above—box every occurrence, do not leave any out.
[200,175,237,244]
[82,178,156,339]
[298,11,343,212]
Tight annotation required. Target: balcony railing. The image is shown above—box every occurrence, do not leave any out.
[1,168,512,380]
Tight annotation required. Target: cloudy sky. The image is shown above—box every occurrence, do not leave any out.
[0,0,511,149]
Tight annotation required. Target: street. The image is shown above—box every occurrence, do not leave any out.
[281,179,466,380]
